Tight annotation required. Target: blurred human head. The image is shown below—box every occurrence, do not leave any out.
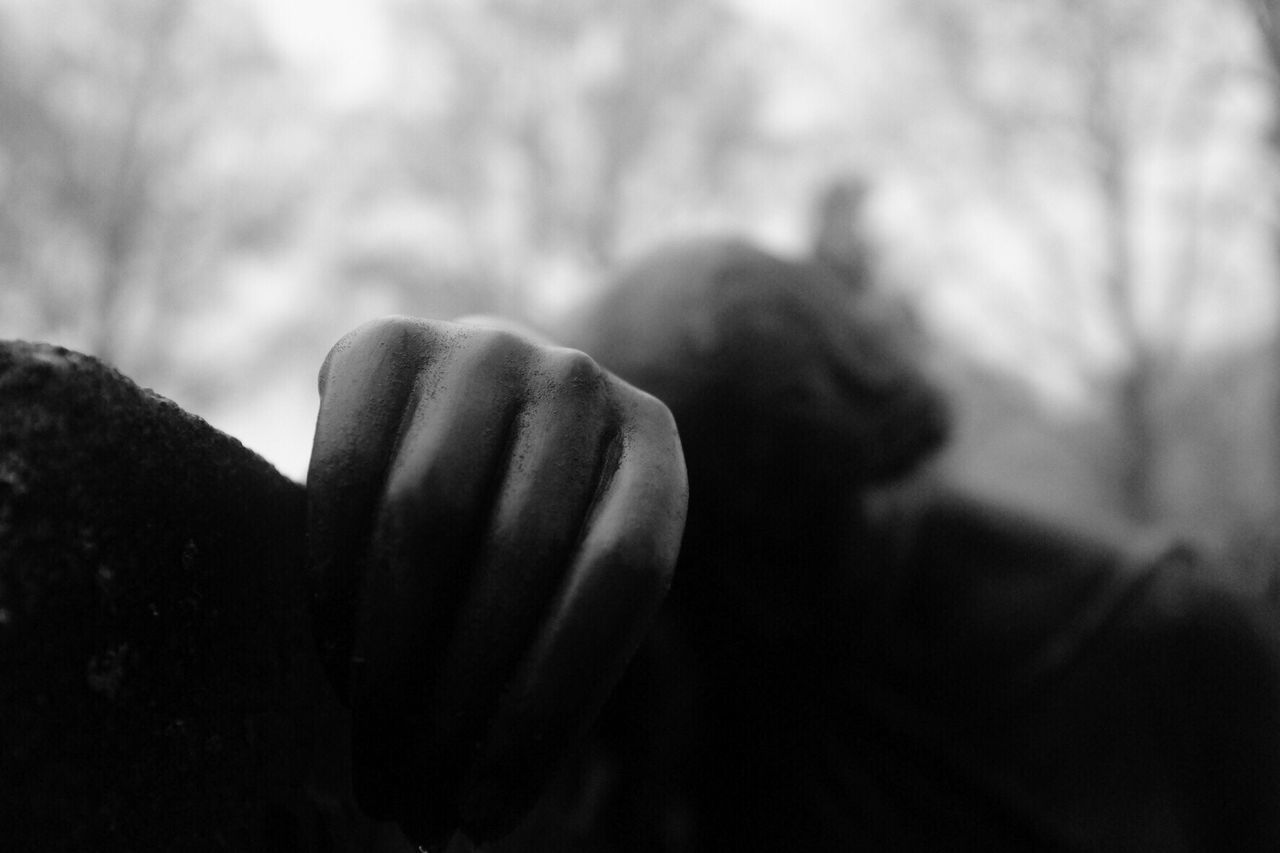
[574,238,950,497]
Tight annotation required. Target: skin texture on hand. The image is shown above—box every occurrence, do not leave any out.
[305,317,688,849]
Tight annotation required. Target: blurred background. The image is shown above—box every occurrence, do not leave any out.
[3,0,1280,589]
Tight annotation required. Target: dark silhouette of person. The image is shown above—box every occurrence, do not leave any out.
[536,236,1280,852]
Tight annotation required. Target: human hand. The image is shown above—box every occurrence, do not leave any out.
[305,316,687,848]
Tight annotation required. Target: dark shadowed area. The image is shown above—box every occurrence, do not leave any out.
[0,341,411,851]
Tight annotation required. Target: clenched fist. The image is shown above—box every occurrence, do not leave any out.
[305,317,687,848]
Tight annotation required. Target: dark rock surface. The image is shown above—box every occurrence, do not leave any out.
[0,342,405,851]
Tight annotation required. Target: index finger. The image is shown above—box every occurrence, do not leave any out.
[306,316,458,700]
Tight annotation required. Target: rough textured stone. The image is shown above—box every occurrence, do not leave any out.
[0,342,406,851]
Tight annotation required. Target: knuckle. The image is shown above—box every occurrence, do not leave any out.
[321,316,422,386]
[614,380,681,446]
[316,317,437,419]
[455,328,535,391]
[635,386,678,431]
[538,347,609,405]
[546,346,604,385]
[472,326,534,363]
[343,315,422,349]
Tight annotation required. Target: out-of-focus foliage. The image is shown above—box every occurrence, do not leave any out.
[902,0,1269,371]
[321,0,768,322]
[891,0,1279,556]
[0,0,310,399]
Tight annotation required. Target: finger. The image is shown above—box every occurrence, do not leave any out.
[348,327,531,829]
[454,384,688,841]
[423,348,617,783]
[307,316,448,701]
